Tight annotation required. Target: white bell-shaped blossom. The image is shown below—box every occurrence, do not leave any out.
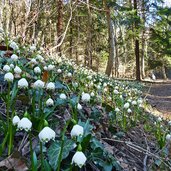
[38,126,55,143]
[44,66,47,70]
[30,45,36,51]
[18,78,28,88]
[71,124,84,138]
[12,116,20,126]
[127,108,132,113]
[124,102,130,109]
[67,72,72,77]
[57,68,62,73]
[30,58,37,65]
[4,72,14,82]
[72,151,87,168]
[46,82,55,90]
[10,64,14,69]
[11,54,18,61]
[34,66,41,74]
[14,66,22,74]
[60,93,67,99]
[47,64,55,71]
[166,134,171,141]
[33,80,45,89]
[77,103,82,110]
[114,89,119,94]
[36,54,44,61]
[3,65,10,72]
[17,118,32,131]
[132,100,137,105]
[115,107,120,112]
[9,42,19,50]
[81,93,90,102]
[46,98,54,106]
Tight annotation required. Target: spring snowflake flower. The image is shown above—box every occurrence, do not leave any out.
[114,89,119,94]
[34,66,41,74]
[115,107,120,112]
[60,93,67,99]
[47,64,55,71]
[30,58,37,65]
[124,102,130,109]
[10,64,14,69]
[90,92,95,97]
[33,80,45,88]
[158,117,162,122]
[11,54,18,61]
[12,116,20,126]
[30,45,36,51]
[137,99,143,104]
[67,72,72,77]
[81,93,90,102]
[46,98,54,106]
[3,65,10,72]
[71,124,84,138]
[36,54,44,61]
[44,66,47,70]
[9,42,19,50]
[77,103,82,110]
[132,100,137,105]
[14,66,22,74]
[17,118,32,131]
[18,78,28,88]
[46,82,55,90]
[39,127,55,143]
[127,108,132,113]
[4,72,14,82]
[166,134,171,141]
[57,68,62,73]
[72,151,87,168]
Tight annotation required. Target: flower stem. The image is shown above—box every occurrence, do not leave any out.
[29,132,34,171]
[40,141,44,171]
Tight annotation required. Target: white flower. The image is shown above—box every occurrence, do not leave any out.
[72,151,87,168]
[30,58,37,65]
[17,118,32,131]
[71,124,84,137]
[77,103,82,110]
[90,92,95,97]
[168,121,171,126]
[137,99,143,104]
[166,134,171,141]
[46,98,54,106]
[11,54,18,61]
[30,45,36,51]
[81,93,90,102]
[10,64,14,69]
[46,82,55,90]
[47,64,55,71]
[60,93,67,99]
[34,66,41,74]
[127,108,132,113]
[57,69,62,73]
[44,66,47,70]
[132,100,137,105]
[3,65,10,72]
[36,54,44,61]
[114,89,119,94]
[4,72,14,82]
[67,72,72,77]
[115,107,120,112]
[103,82,107,87]
[9,42,19,50]
[18,78,28,88]
[33,80,45,88]
[14,66,22,74]
[124,102,130,109]
[158,117,162,122]
[39,127,55,143]
[12,116,20,126]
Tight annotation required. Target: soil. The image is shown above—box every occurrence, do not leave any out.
[145,80,171,118]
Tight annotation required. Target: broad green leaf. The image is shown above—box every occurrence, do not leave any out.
[47,139,75,170]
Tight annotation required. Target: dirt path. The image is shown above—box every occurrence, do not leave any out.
[145,80,171,118]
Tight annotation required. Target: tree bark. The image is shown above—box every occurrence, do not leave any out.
[57,0,63,56]
[134,0,141,80]
[104,0,115,76]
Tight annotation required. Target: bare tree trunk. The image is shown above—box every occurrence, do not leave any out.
[86,0,93,68]
[104,0,115,76]
[69,19,73,58]
[57,0,63,56]
[134,0,141,81]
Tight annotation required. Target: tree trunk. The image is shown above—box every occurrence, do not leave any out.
[57,0,63,56]
[134,0,141,81]
[86,0,93,68]
[104,0,115,76]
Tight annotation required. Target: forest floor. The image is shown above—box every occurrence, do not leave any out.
[144,79,171,119]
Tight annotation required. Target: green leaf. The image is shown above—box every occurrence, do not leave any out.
[47,139,75,170]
